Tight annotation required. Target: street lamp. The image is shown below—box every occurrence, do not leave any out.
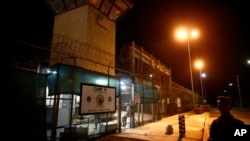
[195,60,204,104]
[201,73,207,104]
[175,28,199,108]
[229,81,242,108]
[247,59,250,65]
[149,74,155,121]
[228,83,233,99]
[233,75,242,108]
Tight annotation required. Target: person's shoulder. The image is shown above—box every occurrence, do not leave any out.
[233,118,245,126]
[210,118,219,125]
[211,118,218,122]
[232,117,245,125]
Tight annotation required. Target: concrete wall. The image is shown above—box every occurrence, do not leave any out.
[50,5,116,75]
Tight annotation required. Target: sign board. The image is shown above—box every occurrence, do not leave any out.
[167,98,170,104]
[134,93,141,104]
[79,83,116,114]
[177,97,181,108]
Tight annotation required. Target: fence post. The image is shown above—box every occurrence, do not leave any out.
[178,114,185,137]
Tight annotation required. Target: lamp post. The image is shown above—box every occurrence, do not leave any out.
[175,28,199,108]
[237,77,242,106]
[229,81,242,108]
[228,83,233,99]
[149,74,155,121]
[201,73,207,104]
[234,75,242,109]
[195,60,204,104]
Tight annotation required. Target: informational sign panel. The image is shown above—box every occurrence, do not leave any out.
[167,98,170,104]
[79,83,116,114]
[177,97,181,108]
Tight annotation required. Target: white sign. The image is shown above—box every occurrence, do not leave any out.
[177,97,181,108]
[79,83,116,114]
[167,98,170,104]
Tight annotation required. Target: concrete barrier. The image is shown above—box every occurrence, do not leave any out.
[200,105,211,112]
[194,108,203,114]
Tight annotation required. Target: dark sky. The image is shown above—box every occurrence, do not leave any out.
[116,0,250,103]
[3,0,250,104]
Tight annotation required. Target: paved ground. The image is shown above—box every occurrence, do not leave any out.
[95,108,250,141]
[96,111,208,141]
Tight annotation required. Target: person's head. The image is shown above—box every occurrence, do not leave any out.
[217,96,232,114]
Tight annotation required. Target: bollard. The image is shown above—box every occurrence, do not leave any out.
[165,124,173,135]
[178,114,185,137]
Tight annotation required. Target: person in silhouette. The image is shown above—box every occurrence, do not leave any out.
[94,114,101,129]
[208,96,245,141]
[122,104,131,126]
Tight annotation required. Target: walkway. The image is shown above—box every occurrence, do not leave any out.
[96,108,250,141]
[97,111,209,141]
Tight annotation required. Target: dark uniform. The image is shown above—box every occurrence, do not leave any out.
[208,96,245,141]
[208,114,245,141]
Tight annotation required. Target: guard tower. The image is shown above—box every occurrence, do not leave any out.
[44,0,133,75]
[44,1,133,140]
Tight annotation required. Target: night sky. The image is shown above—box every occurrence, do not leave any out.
[116,0,250,104]
[3,0,250,105]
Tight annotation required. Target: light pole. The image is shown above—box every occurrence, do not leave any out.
[235,75,242,109]
[149,74,155,121]
[229,83,233,99]
[229,78,242,109]
[195,60,204,104]
[201,73,207,104]
[175,28,199,108]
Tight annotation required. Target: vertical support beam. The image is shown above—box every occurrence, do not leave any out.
[118,77,122,132]
[51,94,60,141]
[140,46,144,125]
[50,65,60,141]
[131,41,135,75]
[69,94,74,131]
[236,75,242,108]
[131,84,135,128]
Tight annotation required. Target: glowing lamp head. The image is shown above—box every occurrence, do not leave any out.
[175,28,199,41]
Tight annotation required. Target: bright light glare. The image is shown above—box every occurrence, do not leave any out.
[190,30,199,38]
[96,79,108,85]
[121,85,127,90]
[175,28,199,41]
[195,60,204,69]
[176,28,187,40]
[201,73,206,78]
[46,69,57,74]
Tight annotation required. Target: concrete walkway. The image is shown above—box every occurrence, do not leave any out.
[97,111,210,141]
[96,108,250,141]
